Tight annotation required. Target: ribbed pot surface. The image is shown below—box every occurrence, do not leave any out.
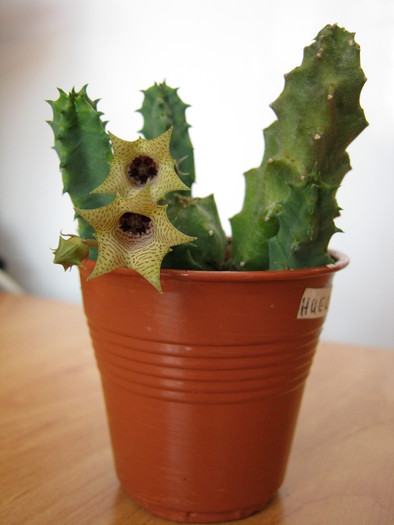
[79,252,348,523]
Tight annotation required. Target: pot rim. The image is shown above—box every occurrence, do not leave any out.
[84,249,349,283]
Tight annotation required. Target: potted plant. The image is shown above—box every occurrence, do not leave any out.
[49,24,367,523]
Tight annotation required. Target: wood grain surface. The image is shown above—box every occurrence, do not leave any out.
[1,293,393,525]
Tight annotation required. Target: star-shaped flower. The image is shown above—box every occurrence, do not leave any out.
[92,128,189,202]
[76,183,195,292]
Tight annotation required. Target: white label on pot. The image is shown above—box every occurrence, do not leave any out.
[297,287,332,319]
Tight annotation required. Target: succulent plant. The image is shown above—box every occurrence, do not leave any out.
[48,82,202,290]
[49,24,367,290]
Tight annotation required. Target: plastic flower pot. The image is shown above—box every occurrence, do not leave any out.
[79,250,348,523]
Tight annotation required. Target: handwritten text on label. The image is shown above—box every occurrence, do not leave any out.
[297,287,332,319]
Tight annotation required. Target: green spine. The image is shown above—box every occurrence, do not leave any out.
[230,24,368,270]
[47,86,113,246]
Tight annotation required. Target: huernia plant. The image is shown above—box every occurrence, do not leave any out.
[50,24,367,291]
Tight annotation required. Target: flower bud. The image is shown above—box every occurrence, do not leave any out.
[52,234,90,271]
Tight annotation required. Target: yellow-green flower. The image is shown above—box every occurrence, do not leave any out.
[92,128,189,202]
[76,183,195,292]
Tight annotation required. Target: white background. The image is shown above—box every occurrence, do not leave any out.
[0,0,393,348]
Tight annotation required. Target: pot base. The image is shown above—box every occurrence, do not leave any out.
[130,493,269,523]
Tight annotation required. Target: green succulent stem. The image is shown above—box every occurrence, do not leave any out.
[138,82,195,191]
[47,85,113,257]
[139,81,228,270]
[229,24,368,270]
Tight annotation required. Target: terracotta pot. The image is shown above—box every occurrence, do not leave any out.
[79,251,348,523]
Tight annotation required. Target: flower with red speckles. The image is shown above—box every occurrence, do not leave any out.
[77,183,195,292]
[92,128,189,202]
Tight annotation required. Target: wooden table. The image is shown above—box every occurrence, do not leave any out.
[1,293,393,525]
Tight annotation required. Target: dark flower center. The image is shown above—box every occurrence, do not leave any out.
[127,155,158,186]
[118,212,152,236]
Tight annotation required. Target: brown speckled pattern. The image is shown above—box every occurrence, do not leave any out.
[92,128,189,201]
[77,184,194,291]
